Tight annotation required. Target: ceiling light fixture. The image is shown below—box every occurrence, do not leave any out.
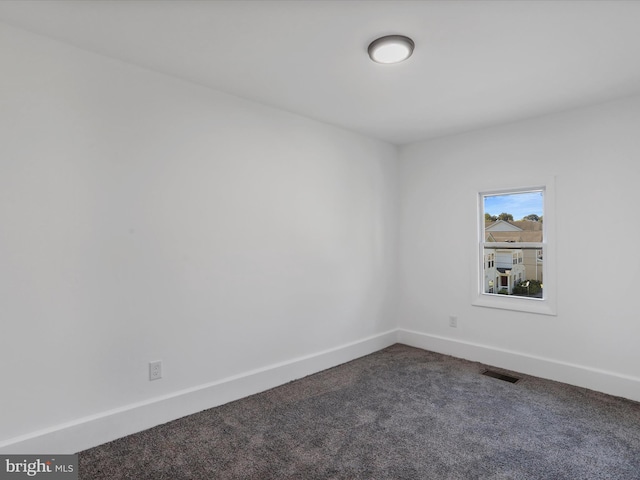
[368,35,415,64]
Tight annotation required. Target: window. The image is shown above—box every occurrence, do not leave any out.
[484,253,494,269]
[474,181,556,315]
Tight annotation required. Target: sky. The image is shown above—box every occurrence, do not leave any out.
[484,191,543,220]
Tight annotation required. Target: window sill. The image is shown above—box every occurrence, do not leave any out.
[472,293,557,316]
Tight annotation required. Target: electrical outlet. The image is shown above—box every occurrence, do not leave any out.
[149,360,162,381]
[449,315,458,328]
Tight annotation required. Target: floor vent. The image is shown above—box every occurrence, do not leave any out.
[482,369,520,384]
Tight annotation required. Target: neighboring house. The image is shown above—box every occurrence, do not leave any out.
[485,219,523,232]
[484,220,543,293]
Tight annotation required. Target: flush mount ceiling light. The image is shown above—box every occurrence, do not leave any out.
[368,35,415,64]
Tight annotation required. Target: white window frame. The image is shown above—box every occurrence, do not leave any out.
[473,180,556,316]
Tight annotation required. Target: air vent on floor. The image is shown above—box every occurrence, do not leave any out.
[482,369,520,384]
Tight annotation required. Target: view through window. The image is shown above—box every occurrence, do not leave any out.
[482,190,544,299]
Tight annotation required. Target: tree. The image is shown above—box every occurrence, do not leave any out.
[485,213,497,222]
[498,212,513,221]
[523,214,540,221]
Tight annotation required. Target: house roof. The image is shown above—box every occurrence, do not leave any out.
[485,220,523,232]
[512,220,542,231]
[485,231,543,243]
[485,219,542,243]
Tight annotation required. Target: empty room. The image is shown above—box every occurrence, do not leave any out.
[1,1,639,478]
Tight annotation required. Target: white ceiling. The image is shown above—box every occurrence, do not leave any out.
[2,0,640,145]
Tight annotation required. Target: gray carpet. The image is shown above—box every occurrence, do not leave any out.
[78,344,640,479]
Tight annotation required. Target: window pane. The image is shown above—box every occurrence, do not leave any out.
[484,191,543,244]
[475,181,554,315]
[483,247,543,298]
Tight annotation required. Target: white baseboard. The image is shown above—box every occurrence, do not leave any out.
[0,330,398,454]
[398,329,640,403]
[4,328,637,454]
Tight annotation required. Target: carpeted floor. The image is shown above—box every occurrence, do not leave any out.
[78,344,640,479]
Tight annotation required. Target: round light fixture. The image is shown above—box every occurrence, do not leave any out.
[368,35,415,64]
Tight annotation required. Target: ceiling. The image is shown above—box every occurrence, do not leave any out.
[1,0,640,145]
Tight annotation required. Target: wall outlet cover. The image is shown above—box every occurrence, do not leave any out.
[149,360,162,381]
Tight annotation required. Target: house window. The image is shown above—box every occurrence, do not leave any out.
[484,252,495,269]
[474,182,556,315]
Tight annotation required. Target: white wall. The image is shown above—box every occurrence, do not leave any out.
[0,23,399,452]
[398,95,640,401]
[4,18,640,455]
